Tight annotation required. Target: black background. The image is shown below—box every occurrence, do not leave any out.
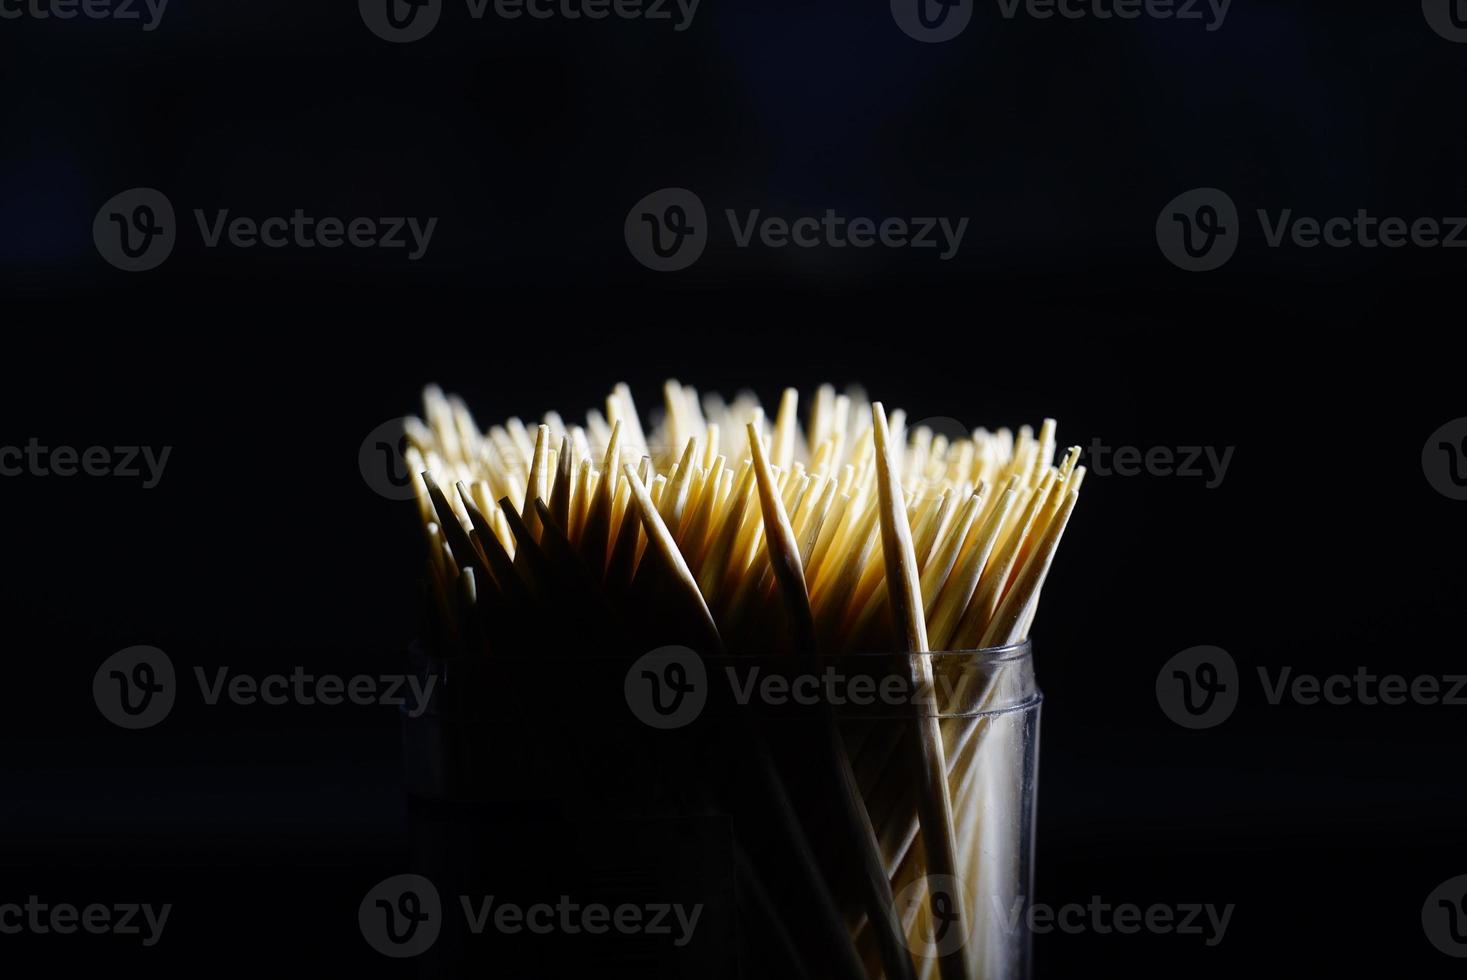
[2,0,1465,975]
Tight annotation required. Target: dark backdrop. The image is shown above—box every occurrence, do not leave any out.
[3,0,1465,976]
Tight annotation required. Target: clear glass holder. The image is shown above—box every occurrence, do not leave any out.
[401,641,1041,980]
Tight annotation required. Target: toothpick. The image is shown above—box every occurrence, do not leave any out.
[622,462,721,652]
[871,402,970,980]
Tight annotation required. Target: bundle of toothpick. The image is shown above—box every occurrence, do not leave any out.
[400,382,1082,980]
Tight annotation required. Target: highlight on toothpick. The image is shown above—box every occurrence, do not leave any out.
[400,380,1082,660]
